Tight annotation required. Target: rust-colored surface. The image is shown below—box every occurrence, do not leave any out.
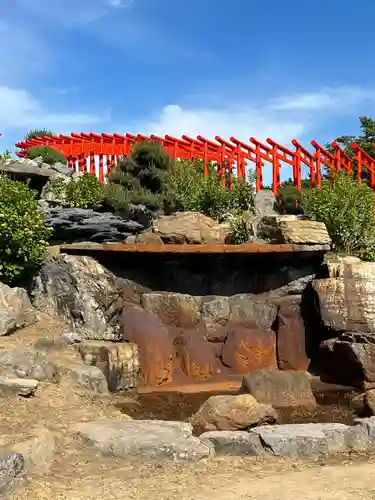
[121,304,174,386]
[221,325,277,374]
[277,298,310,371]
[173,330,217,381]
[137,378,243,394]
[59,242,330,254]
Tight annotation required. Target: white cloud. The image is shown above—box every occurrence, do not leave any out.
[135,85,375,147]
[270,86,375,112]
[138,104,306,144]
[0,86,106,130]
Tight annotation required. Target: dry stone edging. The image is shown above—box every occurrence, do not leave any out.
[0,376,39,397]
[0,452,24,494]
[71,419,214,462]
[201,418,375,458]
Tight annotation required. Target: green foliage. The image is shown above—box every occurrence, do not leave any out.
[25,129,53,140]
[327,116,375,182]
[105,140,172,211]
[27,146,67,165]
[228,212,250,244]
[303,172,375,256]
[0,150,11,161]
[165,159,255,220]
[110,140,173,193]
[277,181,311,214]
[0,175,52,284]
[50,173,104,209]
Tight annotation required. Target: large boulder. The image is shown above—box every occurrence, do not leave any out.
[319,333,375,388]
[242,370,316,408]
[221,325,277,374]
[30,254,139,341]
[71,420,213,461]
[313,261,375,333]
[154,212,230,244]
[190,394,278,434]
[0,283,36,336]
[141,292,201,327]
[228,295,278,330]
[78,340,140,391]
[44,207,147,244]
[275,296,310,371]
[257,213,331,247]
[200,296,230,341]
[121,304,174,386]
[173,330,217,380]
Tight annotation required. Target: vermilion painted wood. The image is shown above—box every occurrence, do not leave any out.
[15,133,375,193]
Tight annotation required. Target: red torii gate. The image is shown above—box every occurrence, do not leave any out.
[15,133,375,193]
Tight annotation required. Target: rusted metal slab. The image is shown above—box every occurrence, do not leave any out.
[59,242,330,254]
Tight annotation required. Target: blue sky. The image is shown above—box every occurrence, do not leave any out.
[1,0,375,183]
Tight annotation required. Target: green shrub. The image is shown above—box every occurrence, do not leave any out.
[0,175,52,284]
[165,159,255,220]
[27,146,67,165]
[303,172,375,256]
[25,129,53,140]
[50,173,104,209]
[110,140,172,193]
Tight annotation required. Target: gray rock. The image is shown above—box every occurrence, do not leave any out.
[0,347,59,382]
[51,162,73,177]
[0,283,36,336]
[44,208,146,244]
[77,341,140,392]
[70,365,108,393]
[0,452,24,494]
[72,420,213,461]
[320,334,375,388]
[228,295,278,330]
[200,431,265,456]
[31,254,138,341]
[254,190,278,216]
[0,376,38,396]
[242,370,316,408]
[249,422,367,457]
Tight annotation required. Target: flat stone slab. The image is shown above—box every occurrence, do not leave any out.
[0,377,39,397]
[71,420,213,462]
[202,422,371,458]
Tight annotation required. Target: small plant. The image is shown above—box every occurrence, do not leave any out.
[0,175,52,284]
[50,174,104,209]
[0,150,11,161]
[27,146,67,165]
[25,128,53,140]
[228,212,250,243]
[303,172,375,256]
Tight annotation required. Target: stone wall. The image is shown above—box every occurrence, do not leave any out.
[29,251,329,388]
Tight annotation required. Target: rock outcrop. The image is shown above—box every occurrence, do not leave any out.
[242,370,316,408]
[0,283,36,336]
[30,254,144,341]
[78,340,140,391]
[190,394,278,434]
[154,212,231,244]
[71,420,213,461]
[44,208,145,244]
